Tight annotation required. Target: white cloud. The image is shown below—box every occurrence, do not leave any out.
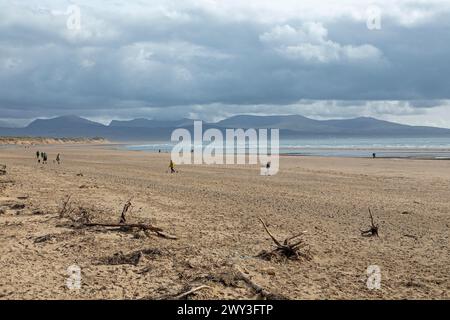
[167,0,450,26]
[80,59,95,68]
[2,57,22,70]
[260,23,382,63]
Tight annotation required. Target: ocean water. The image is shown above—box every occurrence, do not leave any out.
[125,137,450,159]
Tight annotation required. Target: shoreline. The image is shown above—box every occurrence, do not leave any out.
[120,143,450,160]
[4,142,450,160]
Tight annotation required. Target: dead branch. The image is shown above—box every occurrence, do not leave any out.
[403,234,418,240]
[234,265,287,300]
[34,234,56,243]
[150,285,211,300]
[97,248,162,266]
[81,200,177,240]
[119,199,132,224]
[172,285,211,300]
[59,199,177,240]
[257,217,310,261]
[84,222,162,232]
[258,217,282,247]
[361,208,379,237]
[194,268,287,300]
[81,222,177,239]
[59,195,74,218]
[154,230,178,240]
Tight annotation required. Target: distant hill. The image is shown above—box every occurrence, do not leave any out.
[0,120,17,128]
[216,115,333,132]
[217,115,450,136]
[28,115,104,129]
[24,115,106,136]
[1,114,450,141]
[109,118,196,128]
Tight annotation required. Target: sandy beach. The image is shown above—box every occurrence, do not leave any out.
[0,145,449,299]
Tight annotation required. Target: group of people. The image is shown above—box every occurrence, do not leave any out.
[36,151,60,164]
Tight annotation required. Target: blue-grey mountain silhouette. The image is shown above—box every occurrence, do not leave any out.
[1,114,449,141]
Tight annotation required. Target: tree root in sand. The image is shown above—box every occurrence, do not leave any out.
[82,222,177,240]
[152,265,286,300]
[360,208,379,237]
[34,234,57,243]
[152,285,212,300]
[59,198,177,240]
[233,265,287,300]
[97,248,162,266]
[198,265,288,300]
[59,195,75,218]
[33,230,83,244]
[257,217,311,261]
[0,201,25,211]
[403,234,418,240]
[119,199,131,224]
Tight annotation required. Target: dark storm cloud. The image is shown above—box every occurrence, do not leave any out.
[0,0,449,124]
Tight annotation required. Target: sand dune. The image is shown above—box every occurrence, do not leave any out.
[0,137,108,146]
[0,145,448,299]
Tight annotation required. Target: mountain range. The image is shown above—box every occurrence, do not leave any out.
[1,114,450,141]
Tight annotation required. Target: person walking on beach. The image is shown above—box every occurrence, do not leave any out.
[169,160,176,173]
[265,161,271,176]
[56,153,61,165]
[36,150,40,163]
[372,153,376,159]
[43,153,48,164]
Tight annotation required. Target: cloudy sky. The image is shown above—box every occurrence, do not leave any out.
[1,0,450,127]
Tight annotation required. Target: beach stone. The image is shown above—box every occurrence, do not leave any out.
[262,267,276,276]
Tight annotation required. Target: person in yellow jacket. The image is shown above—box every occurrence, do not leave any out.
[169,159,176,173]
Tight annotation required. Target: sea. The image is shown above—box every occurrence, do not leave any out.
[125,137,450,159]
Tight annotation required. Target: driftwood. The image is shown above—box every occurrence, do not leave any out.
[172,285,211,300]
[59,195,74,218]
[97,248,162,266]
[234,265,287,300]
[196,266,287,300]
[257,217,310,260]
[83,222,177,239]
[119,199,131,223]
[403,234,418,240]
[34,234,56,243]
[81,200,177,240]
[149,285,211,300]
[361,208,379,237]
[57,197,177,240]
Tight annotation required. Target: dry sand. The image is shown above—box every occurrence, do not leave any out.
[0,145,449,299]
